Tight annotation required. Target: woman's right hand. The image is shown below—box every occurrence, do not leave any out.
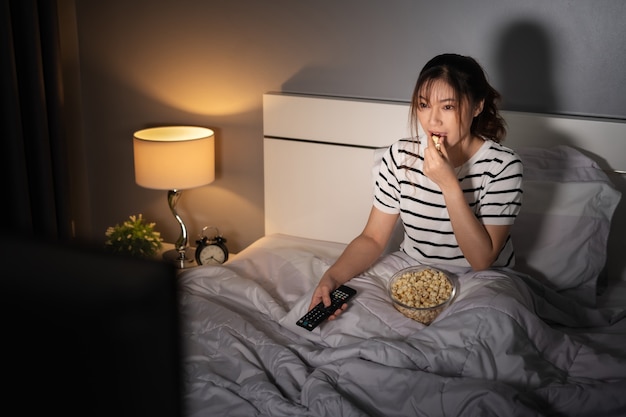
[304,206,399,319]
[307,275,347,320]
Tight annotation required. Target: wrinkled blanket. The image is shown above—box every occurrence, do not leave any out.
[178,235,626,417]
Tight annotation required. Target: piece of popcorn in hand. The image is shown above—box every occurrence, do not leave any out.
[432,135,441,151]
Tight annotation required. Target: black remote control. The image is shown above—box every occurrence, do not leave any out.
[296,285,357,331]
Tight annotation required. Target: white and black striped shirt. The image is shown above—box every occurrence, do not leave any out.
[374,138,523,268]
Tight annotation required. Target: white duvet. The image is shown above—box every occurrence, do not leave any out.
[179,234,626,417]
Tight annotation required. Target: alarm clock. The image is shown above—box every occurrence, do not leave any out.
[195,227,229,265]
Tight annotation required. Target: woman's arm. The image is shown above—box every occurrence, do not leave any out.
[441,186,511,270]
[307,207,399,315]
[423,140,511,270]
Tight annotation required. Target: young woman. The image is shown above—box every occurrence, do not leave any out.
[307,53,523,318]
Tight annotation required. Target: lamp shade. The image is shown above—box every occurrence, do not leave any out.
[133,126,215,190]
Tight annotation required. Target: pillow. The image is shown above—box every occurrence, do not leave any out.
[511,145,621,306]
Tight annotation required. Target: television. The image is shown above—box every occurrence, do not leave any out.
[2,234,182,417]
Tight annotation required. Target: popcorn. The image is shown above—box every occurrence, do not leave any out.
[432,135,441,151]
[389,267,454,324]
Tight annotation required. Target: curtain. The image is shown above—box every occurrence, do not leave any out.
[1,0,73,240]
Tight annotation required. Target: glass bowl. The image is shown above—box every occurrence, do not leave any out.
[388,266,457,325]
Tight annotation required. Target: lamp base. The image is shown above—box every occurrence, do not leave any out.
[162,247,196,269]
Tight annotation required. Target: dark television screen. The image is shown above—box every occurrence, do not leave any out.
[1,234,182,417]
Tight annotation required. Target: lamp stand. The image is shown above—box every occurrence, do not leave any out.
[162,189,196,269]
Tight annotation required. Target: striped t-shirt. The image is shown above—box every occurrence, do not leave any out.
[374,138,523,268]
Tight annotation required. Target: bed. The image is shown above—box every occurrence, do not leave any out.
[178,92,626,417]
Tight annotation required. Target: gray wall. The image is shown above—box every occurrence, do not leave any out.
[69,0,626,252]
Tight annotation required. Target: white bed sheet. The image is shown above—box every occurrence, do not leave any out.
[179,233,626,417]
[598,281,626,310]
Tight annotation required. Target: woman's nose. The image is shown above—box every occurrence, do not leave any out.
[428,108,441,125]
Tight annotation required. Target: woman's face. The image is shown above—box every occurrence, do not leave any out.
[416,79,476,148]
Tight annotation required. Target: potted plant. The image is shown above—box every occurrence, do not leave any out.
[105,214,163,258]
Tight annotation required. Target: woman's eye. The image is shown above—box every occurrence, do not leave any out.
[419,102,428,109]
[443,105,454,110]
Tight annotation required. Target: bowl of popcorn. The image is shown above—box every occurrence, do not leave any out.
[388,266,457,325]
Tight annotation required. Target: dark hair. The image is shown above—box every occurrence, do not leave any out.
[410,54,506,143]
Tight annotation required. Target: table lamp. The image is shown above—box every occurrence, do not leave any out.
[133,126,215,268]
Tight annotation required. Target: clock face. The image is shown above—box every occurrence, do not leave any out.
[198,244,227,265]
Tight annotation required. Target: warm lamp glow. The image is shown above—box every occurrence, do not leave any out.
[132,126,215,269]
[133,126,215,190]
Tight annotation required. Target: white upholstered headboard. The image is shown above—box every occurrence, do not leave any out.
[263,93,409,244]
[262,92,626,280]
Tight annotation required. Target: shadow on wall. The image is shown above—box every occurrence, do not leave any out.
[494,19,626,286]
[494,20,564,270]
[495,20,558,114]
